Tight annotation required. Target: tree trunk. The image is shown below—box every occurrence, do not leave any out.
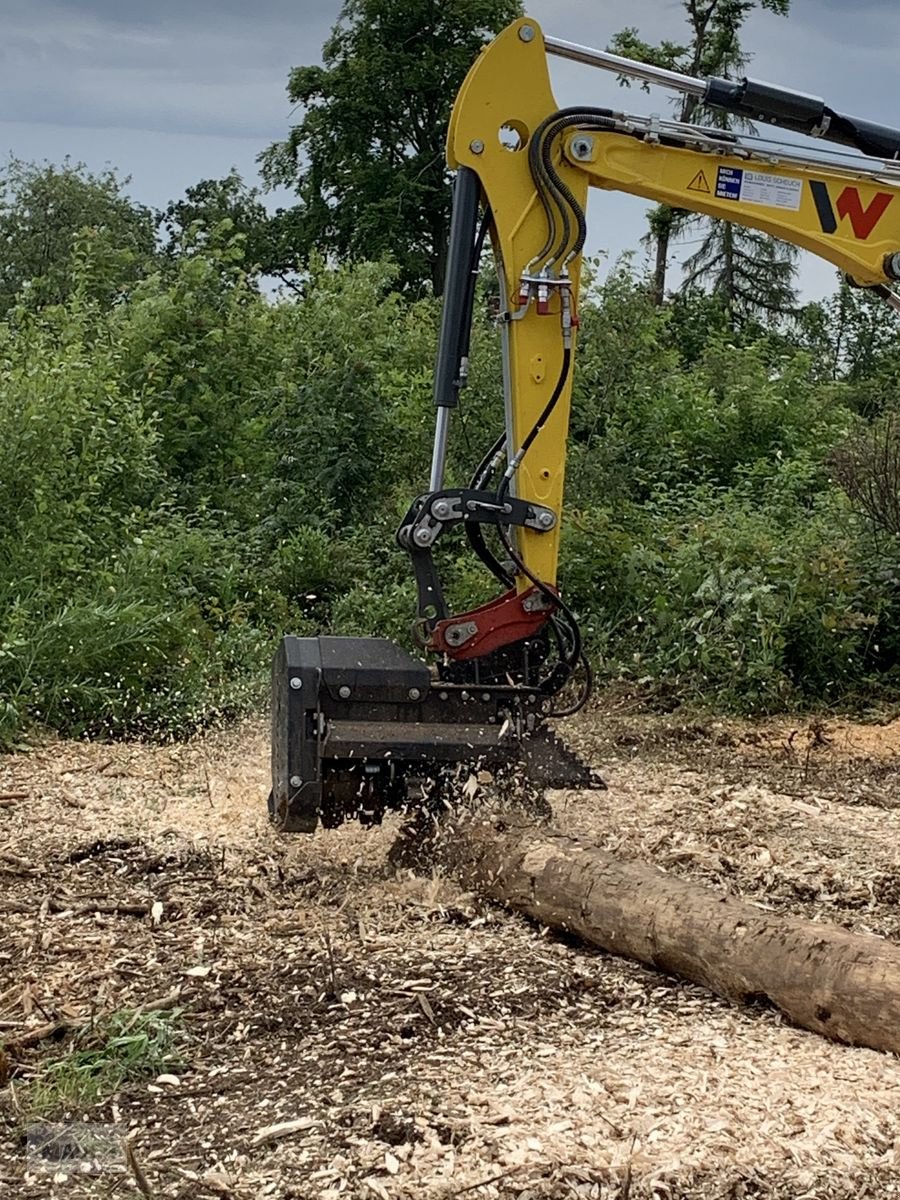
[428,816,900,1055]
[722,221,736,326]
[651,221,670,306]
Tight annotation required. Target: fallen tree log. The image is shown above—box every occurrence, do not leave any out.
[421,815,900,1055]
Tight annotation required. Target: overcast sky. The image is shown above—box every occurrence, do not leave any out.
[3,0,897,298]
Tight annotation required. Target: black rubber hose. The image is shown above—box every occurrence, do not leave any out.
[465,428,514,588]
[538,110,622,266]
[500,346,572,491]
[527,108,617,272]
[528,107,610,269]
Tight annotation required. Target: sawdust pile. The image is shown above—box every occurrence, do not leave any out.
[2,712,900,1198]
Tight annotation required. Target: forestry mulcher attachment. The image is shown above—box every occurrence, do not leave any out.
[269,17,900,832]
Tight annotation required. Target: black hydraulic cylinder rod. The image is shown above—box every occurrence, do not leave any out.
[822,112,900,161]
[433,165,482,411]
[705,76,900,160]
[705,76,826,133]
[545,31,900,161]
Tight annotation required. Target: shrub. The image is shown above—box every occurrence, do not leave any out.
[563,468,891,711]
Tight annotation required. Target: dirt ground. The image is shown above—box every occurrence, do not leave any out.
[4,706,900,1199]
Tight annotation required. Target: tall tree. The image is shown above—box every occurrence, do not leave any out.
[0,158,156,314]
[159,171,304,290]
[259,0,523,296]
[161,172,270,260]
[610,0,795,321]
[798,280,900,411]
[681,213,798,326]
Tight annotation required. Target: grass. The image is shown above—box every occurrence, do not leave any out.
[24,1008,185,1118]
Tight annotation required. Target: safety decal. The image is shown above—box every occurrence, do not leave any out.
[687,170,711,194]
[809,181,894,240]
[715,166,802,211]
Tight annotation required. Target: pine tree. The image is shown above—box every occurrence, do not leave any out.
[610,0,796,323]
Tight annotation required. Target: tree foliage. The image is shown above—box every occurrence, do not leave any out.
[4,143,900,740]
[159,170,303,288]
[0,158,156,314]
[260,0,523,294]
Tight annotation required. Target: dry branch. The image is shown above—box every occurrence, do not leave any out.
[430,815,900,1055]
[0,897,151,917]
[124,1138,155,1198]
[0,852,35,874]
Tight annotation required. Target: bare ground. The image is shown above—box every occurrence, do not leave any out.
[3,707,900,1198]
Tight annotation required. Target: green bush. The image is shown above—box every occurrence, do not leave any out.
[563,467,893,711]
[2,234,900,744]
[571,279,854,505]
[0,291,268,745]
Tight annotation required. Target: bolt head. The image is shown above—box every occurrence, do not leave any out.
[539,512,554,529]
[469,138,485,155]
[289,775,302,788]
[289,676,302,690]
[339,685,351,700]
[408,687,422,701]
[519,24,535,42]
[414,528,432,546]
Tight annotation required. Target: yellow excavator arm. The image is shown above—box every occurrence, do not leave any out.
[269,15,900,833]
[443,15,900,594]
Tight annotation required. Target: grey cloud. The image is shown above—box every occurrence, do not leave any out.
[4,1,339,140]
[11,0,334,31]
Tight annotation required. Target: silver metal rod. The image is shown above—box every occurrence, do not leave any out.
[611,109,900,182]
[545,34,706,99]
[429,407,451,492]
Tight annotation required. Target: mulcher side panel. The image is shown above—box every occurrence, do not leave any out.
[270,636,323,832]
[271,636,436,832]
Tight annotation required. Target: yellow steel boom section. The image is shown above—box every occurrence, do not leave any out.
[568,136,900,286]
[447,16,900,591]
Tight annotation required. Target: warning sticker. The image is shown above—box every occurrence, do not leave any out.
[715,166,802,211]
[687,170,711,194]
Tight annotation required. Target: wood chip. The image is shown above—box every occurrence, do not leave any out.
[250,1117,318,1146]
